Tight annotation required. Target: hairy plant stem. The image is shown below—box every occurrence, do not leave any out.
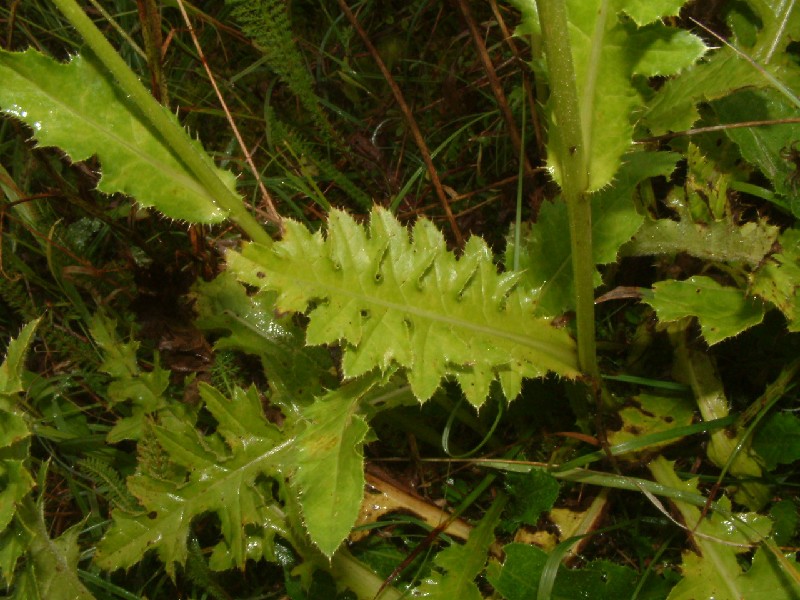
[534,0,599,380]
[51,0,273,246]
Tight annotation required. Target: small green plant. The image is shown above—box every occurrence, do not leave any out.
[1,0,800,598]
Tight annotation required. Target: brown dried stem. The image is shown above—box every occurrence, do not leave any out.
[457,0,534,175]
[175,0,282,230]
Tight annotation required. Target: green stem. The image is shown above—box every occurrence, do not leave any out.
[534,0,598,379]
[51,0,273,246]
[330,548,404,600]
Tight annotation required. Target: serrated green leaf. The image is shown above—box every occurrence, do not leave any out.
[668,546,800,600]
[0,319,40,584]
[105,361,171,443]
[289,377,376,558]
[0,522,29,587]
[746,0,800,61]
[714,88,800,215]
[538,3,704,190]
[202,384,282,449]
[90,313,169,442]
[545,5,631,191]
[10,499,95,600]
[626,216,780,267]
[667,551,739,600]
[593,152,681,263]
[648,457,789,600]
[503,469,559,531]
[753,412,800,470]
[0,412,29,450]
[683,142,731,221]
[510,199,577,317]
[510,151,678,316]
[226,207,578,407]
[630,24,708,77]
[0,49,232,223]
[645,276,766,344]
[90,313,139,380]
[415,496,505,600]
[0,319,40,395]
[0,460,34,534]
[193,271,336,409]
[752,229,800,330]
[486,543,649,600]
[738,547,800,600]
[486,543,544,600]
[642,48,770,135]
[620,0,686,26]
[95,384,287,575]
[770,500,799,547]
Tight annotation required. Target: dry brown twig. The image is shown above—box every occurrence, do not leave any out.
[174,0,283,233]
[337,0,464,247]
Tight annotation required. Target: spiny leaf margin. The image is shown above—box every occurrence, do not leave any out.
[94,384,288,576]
[518,0,706,191]
[0,49,233,223]
[226,207,579,407]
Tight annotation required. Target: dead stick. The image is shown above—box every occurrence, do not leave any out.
[175,0,282,230]
[458,0,534,175]
[337,0,464,247]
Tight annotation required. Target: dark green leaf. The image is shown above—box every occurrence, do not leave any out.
[714,88,800,216]
[644,276,766,344]
[752,228,800,331]
[227,207,579,407]
[753,412,800,470]
[503,469,559,530]
[95,384,287,575]
[486,543,643,600]
[415,496,505,599]
[510,151,679,315]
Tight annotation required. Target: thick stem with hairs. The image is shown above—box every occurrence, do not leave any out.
[534,0,599,380]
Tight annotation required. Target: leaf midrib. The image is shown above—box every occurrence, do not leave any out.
[279,269,577,372]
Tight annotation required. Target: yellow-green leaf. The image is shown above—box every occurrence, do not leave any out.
[0,49,233,223]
